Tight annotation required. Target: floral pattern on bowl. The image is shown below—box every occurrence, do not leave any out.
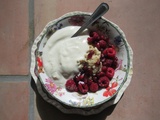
[33,12,133,108]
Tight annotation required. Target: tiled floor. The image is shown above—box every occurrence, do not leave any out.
[0,0,160,120]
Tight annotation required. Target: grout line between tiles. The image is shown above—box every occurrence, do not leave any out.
[0,75,29,82]
[29,77,35,120]
[29,0,35,120]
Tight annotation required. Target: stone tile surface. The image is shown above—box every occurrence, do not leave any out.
[0,0,29,75]
[33,0,160,120]
[34,0,56,37]
[0,81,29,120]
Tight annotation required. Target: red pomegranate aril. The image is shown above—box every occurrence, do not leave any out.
[95,60,100,66]
[87,50,94,59]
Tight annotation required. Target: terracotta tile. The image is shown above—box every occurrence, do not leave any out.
[34,0,56,37]
[34,0,108,37]
[33,0,160,120]
[0,81,29,120]
[0,0,29,75]
[55,0,107,18]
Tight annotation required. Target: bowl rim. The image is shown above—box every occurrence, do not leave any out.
[30,11,133,108]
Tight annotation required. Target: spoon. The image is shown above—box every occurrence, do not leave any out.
[72,3,109,37]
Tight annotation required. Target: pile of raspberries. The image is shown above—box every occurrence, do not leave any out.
[65,32,118,94]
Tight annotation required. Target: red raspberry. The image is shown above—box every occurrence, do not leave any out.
[98,76,109,88]
[89,82,99,92]
[87,79,93,86]
[97,71,105,77]
[92,76,98,82]
[65,79,78,92]
[109,44,116,49]
[92,32,100,39]
[78,82,88,94]
[87,37,93,43]
[106,67,115,79]
[101,66,107,72]
[112,57,118,69]
[103,48,116,58]
[99,40,107,48]
[100,35,109,42]
[100,35,105,40]
[105,59,113,67]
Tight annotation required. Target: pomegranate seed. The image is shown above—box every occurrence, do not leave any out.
[87,50,94,59]
[95,60,100,66]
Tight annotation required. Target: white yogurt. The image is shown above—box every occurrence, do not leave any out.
[42,26,89,87]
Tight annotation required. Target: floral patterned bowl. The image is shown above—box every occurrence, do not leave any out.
[31,11,133,108]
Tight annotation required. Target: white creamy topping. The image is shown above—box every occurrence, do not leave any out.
[42,26,89,87]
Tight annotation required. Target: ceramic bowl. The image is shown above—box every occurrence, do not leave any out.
[30,11,133,108]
